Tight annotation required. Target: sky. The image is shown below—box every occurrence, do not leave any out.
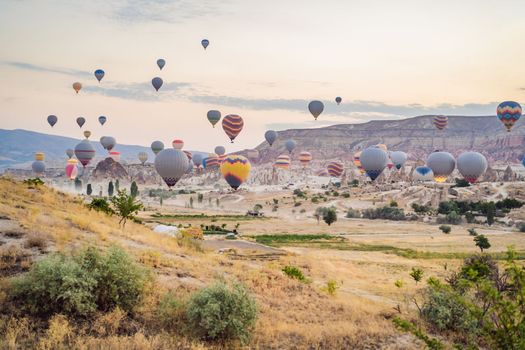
[1,0,524,152]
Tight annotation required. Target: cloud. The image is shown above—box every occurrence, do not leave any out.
[83,81,192,101]
[3,61,91,78]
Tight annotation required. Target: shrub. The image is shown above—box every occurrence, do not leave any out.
[446,211,462,225]
[459,254,498,284]
[24,234,47,250]
[342,192,350,198]
[322,280,339,296]
[111,189,144,227]
[474,234,490,253]
[293,189,306,198]
[362,206,405,221]
[130,181,139,198]
[518,222,525,232]
[467,228,478,236]
[389,200,398,207]
[157,292,188,331]
[186,282,257,344]
[439,225,451,234]
[412,203,431,214]
[87,198,114,215]
[409,267,424,284]
[282,265,307,282]
[322,207,337,226]
[346,208,361,218]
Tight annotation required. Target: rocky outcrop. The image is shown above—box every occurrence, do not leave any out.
[91,158,129,180]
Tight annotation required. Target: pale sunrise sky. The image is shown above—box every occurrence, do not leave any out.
[1,0,524,152]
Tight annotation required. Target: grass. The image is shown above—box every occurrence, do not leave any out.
[150,213,265,221]
[251,234,346,246]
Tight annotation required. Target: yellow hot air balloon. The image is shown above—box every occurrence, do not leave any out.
[220,155,251,190]
[73,82,82,94]
[375,144,388,152]
[83,130,91,139]
[34,152,45,161]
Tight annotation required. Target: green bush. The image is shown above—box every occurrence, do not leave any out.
[412,203,431,214]
[518,222,525,232]
[282,265,307,282]
[157,292,188,331]
[88,198,114,215]
[467,228,478,236]
[186,282,257,344]
[346,208,361,218]
[362,206,405,220]
[439,225,451,234]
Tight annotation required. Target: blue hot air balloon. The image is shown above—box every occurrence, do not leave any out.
[157,59,166,70]
[201,39,210,50]
[152,77,163,91]
[98,116,107,126]
[94,69,105,82]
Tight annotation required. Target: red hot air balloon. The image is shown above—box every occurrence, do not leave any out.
[327,161,344,177]
[222,114,244,143]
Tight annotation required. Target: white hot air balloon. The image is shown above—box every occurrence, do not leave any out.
[154,149,189,188]
[413,166,434,182]
[390,151,408,170]
[426,151,456,183]
[457,152,487,184]
[360,147,388,181]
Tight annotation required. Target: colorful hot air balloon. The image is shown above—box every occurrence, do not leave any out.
[101,136,116,151]
[427,151,456,183]
[154,149,189,188]
[374,144,388,152]
[327,161,344,177]
[361,147,388,181]
[265,130,277,146]
[298,151,312,167]
[66,149,74,159]
[183,150,193,161]
[335,96,342,105]
[83,130,91,139]
[73,82,82,94]
[74,139,95,168]
[109,151,121,162]
[65,159,79,180]
[432,115,448,131]
[138,152,148,165]
[151,141,164,155]
[315,168,329,177]
[32,160,45,175]
[192,153,203,167]
[285,139,296,154]
[94,69,105,82]
[214,146,226,156]
[308,100,324,120]
[157,59,166,70]
[47,115,57,127]
[497,101,522,132]
[205,154,220,170]
[172,139,184,150]
[76,117,86,128]
[390,151,407,170]
[457,152,487,184]
[34,152,45,161]
[353,151,365,174]
[220,155,251,190]
[201,39,210,50]
[386,158,394,170]
[273,154,291,169]
[222,114,244,143]
[98,116,107,125]
[413,166,434,182]
[152,77,163,91]
[207,110,221,128]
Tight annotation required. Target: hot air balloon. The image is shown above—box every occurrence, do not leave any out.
[265,130,277,146]
[205,154,220,170]
[65,159,79,180]
[109,151,121,162]
[413,166,434,182]
[76,117,86,128]
[152,77,163,91]
[101,136,116,151]
[154,149,189,188]
[66,149,74,159]
[157,59,166,70]
[207,110,221,128]
[83,130,91,139]
[353,151,365,174]
[522,156,525,169]
[361,147,388,181]
[73,82,82,94]
[285,139,296,154]
[390,151,407,170]
[273,154,291,169]
[172,139,184,150]
[335,97,342,105]
[214,146,226,156]
[308,100,324,120]
[374,144,388,152]
[298,151,312,167]
[220,155,251,190]
[315,169,329,177]
[32,161,45,175]
[183,150,193,162]
[327,161,344,177]
[151,141,164,155]
[201,39,209,50]
[432,115,448,131]
[138,152,148,165]
[47,115,57,127]
[497,101,522,132]
[193,153,203,167]
[386,158,394,170]
[457,152,487,184]
[426,151,456,183]
[74,139,95,168]
[186,161,194,174]
[94,69,105,82]
[222,114,244,143]
[34,152,45,161]
[98,116,107,125]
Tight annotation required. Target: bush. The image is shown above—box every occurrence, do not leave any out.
[24,234,47,250]
[474,234,491,252]
[186,282,257,344]
[111,189,144,227]
[282,265,307,282]
[467,228,478,236]
[346,208,361,218]
[323,207,337,226]
[412,203,431,214]
[459,254,498,284]
[130,181,139,198]
[389,200,398,207]
[362,206,406,221]
[88,198,114,215]
[518,222,525,232]
[157,292,188,331]
[439,225,451,234]
[293,189,306,198]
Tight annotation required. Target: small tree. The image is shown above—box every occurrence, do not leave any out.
[86,184,92,196]
[108,181,114,197]
[474,234,491,253]
[160,196,163,206]
[439,225,452,234]
[115,179,120,191]
[409,267,424,284]
[216,198,220,207]
[111,189,144,227]
[467,228,478,236]
[198,193,204,203]
[486,203,496,226]
[130,181,139,198]
[323,207,337,226]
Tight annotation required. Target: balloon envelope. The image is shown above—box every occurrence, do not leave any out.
[222,114,244,143]
[265,130,277,146]
[83,131,91,139]
[497,101,522,132]
[327,161,344,177]
[138,152,148,165]
[335,97,342,105]
[207,110,221,127]
[154,149,189,188]
[73,82,82,93]
[74,139,95,167]
[76,117,86,128]
[65,159,79,180]
[32,161,45,175]
[151,141,164,155]
[201,39,209,49]
[47,115,57,127]
[192,153,203,167]
[273,154,291,169]
[413,166,434,182]
[101,136,116,151]
[308,100,324,120]
[457,152,487,184]
[285,139,296,154]
[361,147,388,181]
[34,152,45,161]
[172,139,184,150]
[214,146,226,156]
[157,59,166,70]
[220,155,251,190]
[98,116,107,125]
[298,151,312,167]
[433,115,448,130]
[109,151,120,162]
[94,69,105,82]
[152,77,163,91]
[66,149,74,159]
[426,151,456,183]
[390,151,407,170]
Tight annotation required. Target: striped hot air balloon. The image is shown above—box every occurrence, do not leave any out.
[327,161,344,177]
[109,151,121,162]
[65,159,79,180]
[217,154,227,164]
[315,168,329,177]
[298,151,312,167]
[273,154,291,169]
[222,114,244,143]
[432,115,448,130]
[183,150,192,161]
[205,154,220,170]
[34,152,45,161]
[172,139,184,150]
[220,155,251,190]
[353,151,365,174]
[497,101,522,132]
[74,140,95,168]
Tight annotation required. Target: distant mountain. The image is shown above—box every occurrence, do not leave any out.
[249,115,525,165]
[0,129,205,171]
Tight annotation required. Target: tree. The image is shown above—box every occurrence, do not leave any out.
[115,179,120,191]
[130,181,139,198]
[111,189,144,227]
[189,196,194,208]
[474,234,491,253]
[216,198,220,207]
[75,178,82,191]
[197,193,204,203]
[314,207,326,224]
[160,196,163,206]
[467,228,478,236]
[86,184,92,196]
[108,181,114,197]
[486,202,496,226]
[409,267,424,284]
[323,207,337,226]
[439,225,451,234]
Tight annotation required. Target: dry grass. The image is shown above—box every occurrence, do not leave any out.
[24,233,48,250]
